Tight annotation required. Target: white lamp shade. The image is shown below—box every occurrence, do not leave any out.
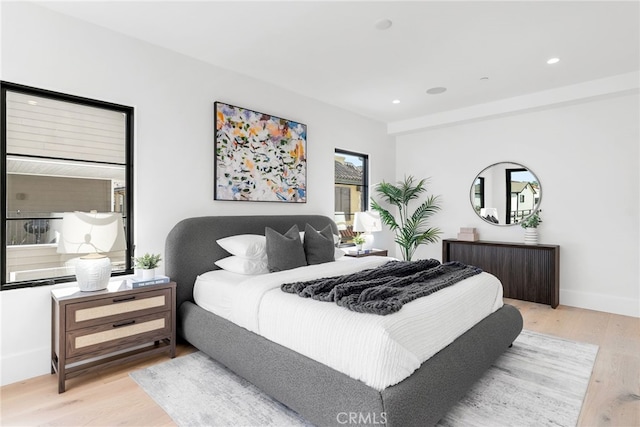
[352,211,383,233]
[57,212,127,254]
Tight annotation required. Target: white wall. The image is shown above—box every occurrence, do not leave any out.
[0,2,395,385]
[395,93,640,318]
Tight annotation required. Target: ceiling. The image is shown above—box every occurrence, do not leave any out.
[37,1,640,124]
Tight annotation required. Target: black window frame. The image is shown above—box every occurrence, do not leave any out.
[474,177,485,210]
[505,167,527,225]
[1,81,134,290]
[334,148,369,223]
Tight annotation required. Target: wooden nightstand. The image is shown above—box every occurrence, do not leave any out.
[51,280,176,393]
[344,248,388,258]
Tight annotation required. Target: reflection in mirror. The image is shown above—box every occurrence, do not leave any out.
[471,162,541,226]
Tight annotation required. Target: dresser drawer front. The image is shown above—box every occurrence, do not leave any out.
[66,288,171,330]
[66,311,171,359]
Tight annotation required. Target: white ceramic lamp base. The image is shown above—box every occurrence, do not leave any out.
[362,233,375,251]
[75,254,112,292]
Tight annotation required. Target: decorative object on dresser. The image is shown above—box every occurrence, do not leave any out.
[56,211,127,292]
[442,239,559,307]
[457,227,479,241]
[344,248,388,258]
[214,101,307,203]
[134,252,162,280]
[470,162,542,226]
[371,175,442,261]
[520,210,542,245]
[352,211,382,250]
[51,281,176,393]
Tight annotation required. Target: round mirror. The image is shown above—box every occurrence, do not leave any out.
[470,162,541,226]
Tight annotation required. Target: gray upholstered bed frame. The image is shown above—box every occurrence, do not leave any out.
[165,215,523,427]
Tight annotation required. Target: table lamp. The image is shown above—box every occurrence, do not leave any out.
[57,211,127,292]
[352,211,382,250]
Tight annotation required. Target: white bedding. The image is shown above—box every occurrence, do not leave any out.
[194,257,503,390]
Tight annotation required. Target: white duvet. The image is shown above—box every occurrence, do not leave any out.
[194,257,503,391]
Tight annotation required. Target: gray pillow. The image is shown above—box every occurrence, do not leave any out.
[265,225,307,272]
[304,223,335,265]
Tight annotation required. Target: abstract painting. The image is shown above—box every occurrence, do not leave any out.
[214,102,307,203]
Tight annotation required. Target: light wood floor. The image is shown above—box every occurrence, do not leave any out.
[1,299,638,426]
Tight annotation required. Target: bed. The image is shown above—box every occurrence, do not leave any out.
[165,215,523,427]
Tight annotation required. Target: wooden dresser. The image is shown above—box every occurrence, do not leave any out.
[442,239,559,308]
[51,280,176,392]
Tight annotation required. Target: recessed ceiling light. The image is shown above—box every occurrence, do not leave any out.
[547,57,560,65]
[426,87,447,95]
[27,100,38,105]
[392,99,400,104]
[374,18,393,30]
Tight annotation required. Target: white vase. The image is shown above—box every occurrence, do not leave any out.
[141,268,155,280]
[355,243,363,252]
[524,227,539,245]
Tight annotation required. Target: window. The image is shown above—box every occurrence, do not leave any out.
[334,149,368,244]
[1,82,134,290]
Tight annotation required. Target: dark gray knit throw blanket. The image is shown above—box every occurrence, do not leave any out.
[281,259,482,315]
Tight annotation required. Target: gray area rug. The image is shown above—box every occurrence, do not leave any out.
[130,330,598,427]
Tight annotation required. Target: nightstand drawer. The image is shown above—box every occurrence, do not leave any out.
[66,288,171,331]
[66,311,171,359]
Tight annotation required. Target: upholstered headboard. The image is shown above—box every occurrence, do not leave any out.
[165,215,338,310]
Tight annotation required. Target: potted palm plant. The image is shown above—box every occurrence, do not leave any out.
[371,175,442,261]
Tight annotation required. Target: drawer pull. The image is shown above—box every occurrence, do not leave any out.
[113,296,136,303]
[113,320,136,328]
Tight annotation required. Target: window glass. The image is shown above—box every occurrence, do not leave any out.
[334,150,368,245]
[2,83,133,289]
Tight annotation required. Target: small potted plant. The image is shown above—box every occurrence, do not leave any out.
[520,211,542,245]
[134,253,162,279]
[353,233,366,252]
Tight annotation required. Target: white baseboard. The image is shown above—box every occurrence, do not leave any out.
[1,343,152,386]
[560,289,639,318]
[1,346,50,387]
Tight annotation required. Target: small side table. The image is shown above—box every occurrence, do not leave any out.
[51,280,176,392]
[344,248,388,258]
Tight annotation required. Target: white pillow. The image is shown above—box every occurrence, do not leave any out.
[215,255,269,275]
[334,247,345,259]
[300,231,341,245]
[217,234,266,259]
